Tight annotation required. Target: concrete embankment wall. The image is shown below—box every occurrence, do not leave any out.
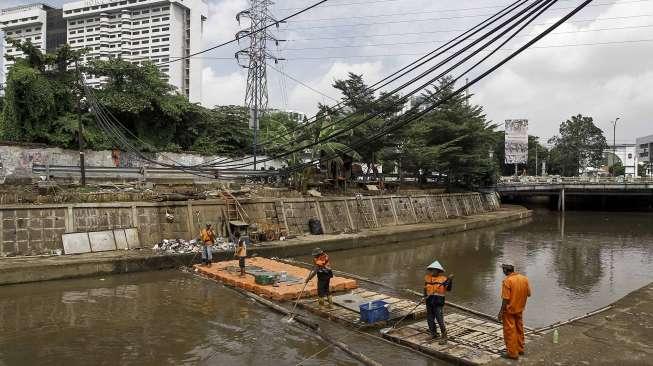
[0,206,531,286]
[0,192,500,256]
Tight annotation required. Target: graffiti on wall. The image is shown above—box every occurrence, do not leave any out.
[18,151,50,170]
[111,150,147,168]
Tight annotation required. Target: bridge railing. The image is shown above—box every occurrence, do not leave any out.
[497,176,653,185]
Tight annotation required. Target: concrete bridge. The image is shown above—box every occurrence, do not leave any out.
[486,176,653,211]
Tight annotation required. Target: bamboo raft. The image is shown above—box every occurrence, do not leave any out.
[298,288,427,329]
[383,311,539,365]
[192,257,542,365]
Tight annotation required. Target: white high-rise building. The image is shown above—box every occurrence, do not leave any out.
[62,0,207,102]
[0,3,66,85]
[1,0,207,102]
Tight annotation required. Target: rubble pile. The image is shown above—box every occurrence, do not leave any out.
[152,238,232,253]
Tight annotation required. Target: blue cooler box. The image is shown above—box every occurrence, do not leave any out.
[359,300,390,323]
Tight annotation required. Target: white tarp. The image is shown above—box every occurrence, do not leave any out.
[505,119,529,164]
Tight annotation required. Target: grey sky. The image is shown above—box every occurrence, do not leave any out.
[2,0,652,144]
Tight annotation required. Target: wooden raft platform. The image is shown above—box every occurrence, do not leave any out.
[382,311,537,365]
[298,288,427,329]
[194,257,358,301]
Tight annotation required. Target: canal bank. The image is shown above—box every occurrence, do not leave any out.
[490,281,653,366]
[0,205,531,286]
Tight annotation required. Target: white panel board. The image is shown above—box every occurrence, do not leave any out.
[89,231,117,252]
[114,229,129,250]
[62,233,91,254]
[125,228,141,249]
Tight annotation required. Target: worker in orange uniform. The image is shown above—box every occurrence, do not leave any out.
[424,261,454,344]
[234,232,247,277]
[199,223,216,267]
[497,263,531,360]
[305,248,334,307]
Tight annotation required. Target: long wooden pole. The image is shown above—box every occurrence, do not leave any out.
[190,269,382,366]
[281,258,502,325]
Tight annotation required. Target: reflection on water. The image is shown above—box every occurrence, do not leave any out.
[0,210,651,365]
[320,210,653,328]
[0,271,439,366]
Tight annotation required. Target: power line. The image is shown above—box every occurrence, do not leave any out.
[286,13,653,41]
[184,38,653,63]
[214,0,560,170]
[288,0,648,23]
[267,63,339,101]
[197,0,533,168]
[282,24,653,51]
[287,5,650,30]
[273,0,594,177]
[157,0,327,66]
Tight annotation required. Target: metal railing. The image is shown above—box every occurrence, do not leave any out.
[32,164,268,180]
[496,175,653,185]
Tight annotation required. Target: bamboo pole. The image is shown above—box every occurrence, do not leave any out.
[281,258,500,324]
[187,270,383,366]
[229,282,382,366]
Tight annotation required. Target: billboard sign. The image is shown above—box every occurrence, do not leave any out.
[505,119,528,164]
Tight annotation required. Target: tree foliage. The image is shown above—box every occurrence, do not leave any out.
[398,77,498,187]
[547,114,608,176]
[1,39,251,156]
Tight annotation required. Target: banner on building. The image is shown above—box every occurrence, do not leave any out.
[505,119,528,164]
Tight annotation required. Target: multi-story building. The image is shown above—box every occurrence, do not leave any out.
[1,0,207,102]
[61,0,207,102]
[636,134,653,176]
[0,3,66,85]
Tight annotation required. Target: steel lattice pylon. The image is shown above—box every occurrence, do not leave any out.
[236,0,284,169]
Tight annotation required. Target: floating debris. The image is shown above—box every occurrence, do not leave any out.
[152,238,232,253]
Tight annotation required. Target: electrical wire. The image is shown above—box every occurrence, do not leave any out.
[194,0,531,168]
[271,0,595,178]
[157,0,327,66]
[287,13,653,42]
[213,0,556,170]
[288,0,649,23]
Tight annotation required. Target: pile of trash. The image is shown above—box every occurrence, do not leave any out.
[152,237,232,254]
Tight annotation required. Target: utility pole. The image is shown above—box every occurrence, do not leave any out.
[75,61,86,187]
[236,0,285,171]
[535,137,539,176]
[611,117,621,177]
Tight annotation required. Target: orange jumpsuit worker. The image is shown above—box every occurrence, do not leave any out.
[497,263,531,360]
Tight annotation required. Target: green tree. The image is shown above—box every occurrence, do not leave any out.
[192,105,252,156]
[398,77,498,187]
[547,114,608,176]
[331,73,403,177]
[494,134,549,176]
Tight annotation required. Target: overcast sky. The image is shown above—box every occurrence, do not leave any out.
[2,0,652,143]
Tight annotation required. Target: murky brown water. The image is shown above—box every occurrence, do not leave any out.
[0,210,651,365]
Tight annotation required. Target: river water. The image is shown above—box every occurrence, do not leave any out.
[0,210,651,366]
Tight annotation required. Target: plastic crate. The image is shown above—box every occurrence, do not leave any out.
[359,300,390,324]
[255,274,276,285]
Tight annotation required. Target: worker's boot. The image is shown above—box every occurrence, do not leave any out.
[438,332,448,345]
[327,295,333,308]
[318,297,326,307]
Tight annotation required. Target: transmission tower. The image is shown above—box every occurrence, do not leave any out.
[236,0,285,170]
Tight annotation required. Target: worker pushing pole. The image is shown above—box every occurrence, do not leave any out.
[305,248,334,308]
[423,260,454,345]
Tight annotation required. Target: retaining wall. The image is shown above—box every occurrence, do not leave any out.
[0,192,500,256]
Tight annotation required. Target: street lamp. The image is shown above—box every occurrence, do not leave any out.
[610,117,621,177]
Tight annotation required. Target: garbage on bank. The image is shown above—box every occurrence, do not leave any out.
[152,237,232,253]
